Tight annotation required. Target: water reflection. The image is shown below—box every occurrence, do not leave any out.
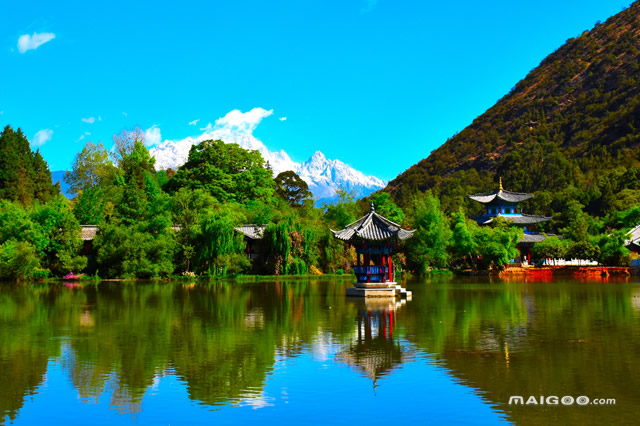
[336,299,408,386]
[0,277,639,425]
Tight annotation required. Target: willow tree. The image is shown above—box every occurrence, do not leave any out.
[197,209,248,277]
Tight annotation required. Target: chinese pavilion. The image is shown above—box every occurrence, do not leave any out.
[468,178,552,263]
[332,203,415,297]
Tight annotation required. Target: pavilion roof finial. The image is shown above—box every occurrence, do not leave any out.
[499,177,503,191]
[371,202,375,212]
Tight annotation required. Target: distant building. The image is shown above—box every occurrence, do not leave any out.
[234,224,267,262]
[468,179,554,263]
[625,224,640,253]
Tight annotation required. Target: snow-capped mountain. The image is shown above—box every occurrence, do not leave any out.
[149,108,385,203]
[297,151,385,203]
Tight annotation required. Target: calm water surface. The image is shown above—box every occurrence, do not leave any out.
[1,276,639,425]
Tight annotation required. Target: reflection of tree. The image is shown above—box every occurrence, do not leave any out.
[0,285,81,423]
[0,279,359,414]
[336,299,406,385]
[402,278,640,425]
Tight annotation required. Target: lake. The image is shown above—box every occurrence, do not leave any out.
[1,276,639,425]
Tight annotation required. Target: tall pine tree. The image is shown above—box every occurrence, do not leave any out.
[0,125,58,206]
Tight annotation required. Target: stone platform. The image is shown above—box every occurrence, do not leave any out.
[346,282,412,298]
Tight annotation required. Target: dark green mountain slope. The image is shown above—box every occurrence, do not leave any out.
[387,2,640,222]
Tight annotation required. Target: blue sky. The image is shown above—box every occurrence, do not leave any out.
[0,0,633,180]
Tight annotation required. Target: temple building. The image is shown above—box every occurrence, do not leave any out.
[332,203,415,297]
[468,179,552,263]
[625,224,640,253]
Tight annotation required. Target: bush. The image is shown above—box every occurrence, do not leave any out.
[0,240,40,281]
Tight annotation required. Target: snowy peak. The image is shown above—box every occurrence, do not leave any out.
[296,151,385,203]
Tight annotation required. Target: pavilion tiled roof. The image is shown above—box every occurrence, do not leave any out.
[234,224,266,240]
[520,233,549,243]
[474,214,551,225]
[331,205,415,242]
[625,224,640,249]
[468,190,533,204]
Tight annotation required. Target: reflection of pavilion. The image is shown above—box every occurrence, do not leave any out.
[335,299,409,384]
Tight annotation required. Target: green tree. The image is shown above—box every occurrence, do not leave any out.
[474,223,522,270]
[274,170,312,207]
[110,128,145,168]
[0,126,58,206]
[93,139,176,278]
[164,139,276,204]
[532,235,568,264]
[567,240,601,262]
[323,189,357,229]
[64,141,115,196]
[0,126,35,205]
[196,208,248,276]
[30,196,87,275]
[450,208,478,268]
[406,192,452,272]
[0,240,40,281]
[170,188,217,273]
[0,197,86,276]
[596,230,631,266]
[368,192,405,223]
[33,150,58,203]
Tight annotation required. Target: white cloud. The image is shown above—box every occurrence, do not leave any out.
[17,32,55,54]
[152,107,296,173]
[32,129,53,147]
[81,117,96,124]
[279,117,287,121]
[214,108,273,133]
[98,115,102,121]
[76,132,91,142]
[144,126,162,146]
[189,119,200,126]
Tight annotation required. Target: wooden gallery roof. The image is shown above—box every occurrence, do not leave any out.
[331,205,415,242]
[234,224,266,240]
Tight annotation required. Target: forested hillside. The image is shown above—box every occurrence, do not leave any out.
[386,2,640,225]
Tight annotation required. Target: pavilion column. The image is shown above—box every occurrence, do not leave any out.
[382,255,386,282]
[388,255,393,282]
